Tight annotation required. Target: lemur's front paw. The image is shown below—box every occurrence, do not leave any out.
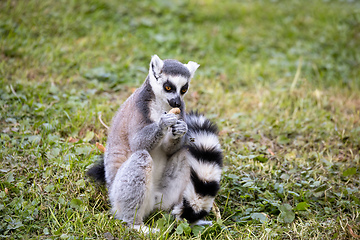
[171,120,188,139]
[159,113,178,130]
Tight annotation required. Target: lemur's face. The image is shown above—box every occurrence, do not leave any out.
[161,75,189,108]
[149,55,199,110]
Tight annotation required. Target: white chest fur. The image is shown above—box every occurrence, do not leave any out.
[149,97,171,123]
[149,147,167,189]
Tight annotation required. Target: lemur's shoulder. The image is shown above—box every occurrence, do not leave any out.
[104,84,152,185]
[109,83,152,136]
[135,77,155,124]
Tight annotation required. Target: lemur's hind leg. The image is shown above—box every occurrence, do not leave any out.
[109,150,155,226]
[155,149,190,211]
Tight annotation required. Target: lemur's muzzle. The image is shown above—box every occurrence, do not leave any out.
[168,97,181,108]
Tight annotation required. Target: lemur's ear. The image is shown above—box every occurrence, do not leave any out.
[185,61,200,79]
[150,55,164,80]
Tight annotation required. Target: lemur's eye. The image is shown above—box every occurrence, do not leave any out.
[180,83,188,94]
[163,80,176,92]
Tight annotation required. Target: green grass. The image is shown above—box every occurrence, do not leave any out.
[1,0,360,239]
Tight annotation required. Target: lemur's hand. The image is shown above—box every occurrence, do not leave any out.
[171,119,188,139]
[159,113,178,131]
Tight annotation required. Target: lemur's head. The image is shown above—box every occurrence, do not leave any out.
[148,55,199,109]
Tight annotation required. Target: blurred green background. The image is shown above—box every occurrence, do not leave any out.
[2,0,359,89]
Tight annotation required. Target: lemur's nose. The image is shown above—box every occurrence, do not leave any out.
[169,97,181,108]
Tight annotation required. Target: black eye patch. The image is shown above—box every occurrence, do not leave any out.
[180,83,188,94]
[163,80,176,93]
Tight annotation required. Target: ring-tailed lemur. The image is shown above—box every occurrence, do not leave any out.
[87,55,223,231]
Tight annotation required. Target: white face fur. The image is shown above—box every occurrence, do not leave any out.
[148,55,199,109]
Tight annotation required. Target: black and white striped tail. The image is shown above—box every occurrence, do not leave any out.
[172,111,223,223]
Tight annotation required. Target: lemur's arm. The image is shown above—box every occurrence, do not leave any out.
[161,119,188,154]
[130,113,178,152]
